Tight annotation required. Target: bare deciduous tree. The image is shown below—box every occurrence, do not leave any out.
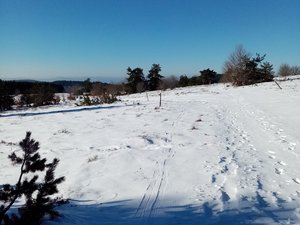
[159,75,179,90]
[278,64,291,77]
[278,64,300,77]
[222,45,251,83]
[291,65,300,75]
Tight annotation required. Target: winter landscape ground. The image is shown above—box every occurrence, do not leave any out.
[1,78,300,225]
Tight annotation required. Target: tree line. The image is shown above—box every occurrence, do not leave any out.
[125,64,222,94]
[1,46,299,111]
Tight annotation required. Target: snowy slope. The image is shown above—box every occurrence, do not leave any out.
[1,79,300,225]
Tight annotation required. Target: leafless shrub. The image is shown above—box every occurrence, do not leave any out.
[278,64,300,77]
[159,75,179,90]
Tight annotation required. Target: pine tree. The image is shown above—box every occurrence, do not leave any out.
[199,69,217,84]
[126,67,145,93]
[178,75,189,87]
[147,64,163,91]
[0,132,65,225]
[260,62,274,81]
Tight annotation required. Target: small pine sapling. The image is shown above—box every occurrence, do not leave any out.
[0,132,65,225]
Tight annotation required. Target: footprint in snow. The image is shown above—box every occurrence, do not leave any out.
[275,168,284,175]
[293,178,300,184]
[280,136,287,143]
[278,161,287,166]
[275,128,284,134]
[288,143,296,150]
[268,151,276,159]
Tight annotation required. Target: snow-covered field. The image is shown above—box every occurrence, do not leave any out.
[1,79,300,225]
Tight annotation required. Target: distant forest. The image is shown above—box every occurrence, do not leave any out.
[0,80,64,95]
[0,80,109,95]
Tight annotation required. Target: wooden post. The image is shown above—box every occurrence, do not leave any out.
[159,92,162,107]
[274,80,282,90]
[146,92,149,101]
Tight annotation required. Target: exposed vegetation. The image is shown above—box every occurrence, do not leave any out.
[278,64,300,77]
[222,45,274,86]
[0,132,65,225]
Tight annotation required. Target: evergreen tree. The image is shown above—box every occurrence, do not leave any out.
[178,75,189,87]
[147,64,163,91]
[0,80,14,111]
[260,61,274,82]
[0,132,65,225]
[126,67,145,93]
[199,69,217,84]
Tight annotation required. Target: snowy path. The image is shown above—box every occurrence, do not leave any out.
[1,81,300,224]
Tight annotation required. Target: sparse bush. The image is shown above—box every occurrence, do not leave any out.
[159,75,178,90]
[67,93,76,101]
[81,96,93,106]
[0,132,65,225]
[291,66,300,75]
[101,93,118,104]
[19,93,32,107]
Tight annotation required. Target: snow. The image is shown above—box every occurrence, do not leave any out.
[1,79,300,224]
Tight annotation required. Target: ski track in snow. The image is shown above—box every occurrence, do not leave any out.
[135,107,185,224]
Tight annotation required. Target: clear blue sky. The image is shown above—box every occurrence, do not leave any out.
[0,0,299,82]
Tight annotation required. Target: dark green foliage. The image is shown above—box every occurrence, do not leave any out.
[177,70,220,88]
[82,78,92,93]
[188,76,201,86]
[147,64,163,91]
[0,132,65,225]
[199,69,217,84]
[0,80,63,95]
[260,62,274,81]
[19,94,32,107]
[0,95,14,111]
[30,84,56,107]
[126,67,145,93]
[0,80,14,111]
[178,75,189,87]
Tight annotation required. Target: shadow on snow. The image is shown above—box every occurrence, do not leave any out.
[0,105,129,118]
[44,197,299,225]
